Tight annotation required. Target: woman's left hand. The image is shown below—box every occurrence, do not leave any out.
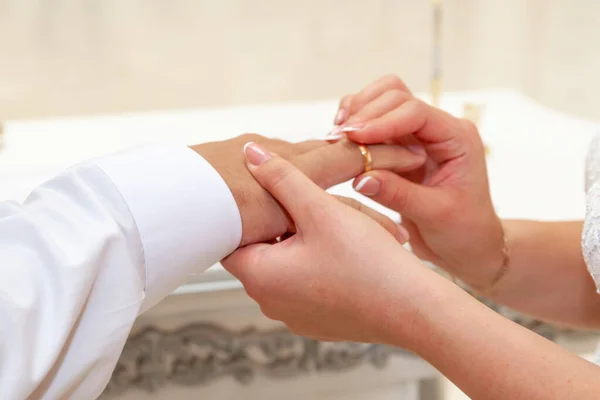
[222,142,438,346]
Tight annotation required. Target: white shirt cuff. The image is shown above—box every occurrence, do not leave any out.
[93,144,242,312]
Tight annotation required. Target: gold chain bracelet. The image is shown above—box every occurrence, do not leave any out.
[449,228,510,295]
[485,231,510,294]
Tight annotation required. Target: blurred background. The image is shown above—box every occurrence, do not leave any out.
[1,0,599,122]
[2,1,600,399]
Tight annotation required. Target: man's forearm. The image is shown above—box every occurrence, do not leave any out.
[1,144,243,399]
[489,220,600,328]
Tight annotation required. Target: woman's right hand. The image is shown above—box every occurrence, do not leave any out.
[329,75,504,291]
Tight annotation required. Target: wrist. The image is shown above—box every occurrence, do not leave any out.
[370,257,460,351]
[189,142,289,246]
[190,142,247,218]
[382,269,474,354]
[190,143,235,189]
[456,214,507,293]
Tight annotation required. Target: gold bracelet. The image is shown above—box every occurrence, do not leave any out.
[484,231,510,295]
[450,229,510,294]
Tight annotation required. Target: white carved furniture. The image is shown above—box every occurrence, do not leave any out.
[1,90,598,399]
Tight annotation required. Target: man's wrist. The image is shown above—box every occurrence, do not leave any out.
[189,139,290,246]
[190,143,233,187]
[190,142,246,220]
[95,144,242,312]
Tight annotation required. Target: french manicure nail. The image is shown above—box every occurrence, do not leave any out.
[334,109,347,125]
[340,122,367,133]
[325,126,346,142]
[397,224,411,244]
[243,142,271,166]
[354,176,380,196]
[407,145,426,156]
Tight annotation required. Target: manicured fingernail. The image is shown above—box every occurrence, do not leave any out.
[243,142,271,166]
[354,176,380,196]
[397,224,410,244]
[334,108,347,125]
[408,145,426,156]
[325,126,346,142]
[340,122,367,133]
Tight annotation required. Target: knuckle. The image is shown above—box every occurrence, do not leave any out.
[381,74,407,90]
[265,161,294,191]
[459,118,485,150]
[399,99,430,129]
[460,118,477,134]
[300,201,331,224]
[407,98,428,115]
[388,184,411,211]
[340,94,353,108]
[388,89,411,103]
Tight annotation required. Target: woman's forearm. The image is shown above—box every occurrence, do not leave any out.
[403,281,600,400]
[484,220,600,329]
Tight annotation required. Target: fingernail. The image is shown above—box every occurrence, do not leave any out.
[397,224,411,244]
[340,122,367,133]
[243,142,271,166]
[354,176,380,196]
[407,145,426,156]
[334,108,347,125]
[325,126,346,142]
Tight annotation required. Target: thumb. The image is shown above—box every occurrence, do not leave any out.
[243,142,334,227]
[352,170,442,220]
[221,242,272,283]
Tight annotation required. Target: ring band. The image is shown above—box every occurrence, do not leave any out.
[357,144,373,173]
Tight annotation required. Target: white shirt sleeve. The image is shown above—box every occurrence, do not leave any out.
[0,144,242,400]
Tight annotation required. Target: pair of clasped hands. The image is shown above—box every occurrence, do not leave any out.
[207,75,504,350]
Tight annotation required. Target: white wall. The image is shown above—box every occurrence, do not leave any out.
[0,0,599,121]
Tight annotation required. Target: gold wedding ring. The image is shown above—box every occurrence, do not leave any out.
[357,144,373,173]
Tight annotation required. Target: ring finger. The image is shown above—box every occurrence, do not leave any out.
[296,139,427,189]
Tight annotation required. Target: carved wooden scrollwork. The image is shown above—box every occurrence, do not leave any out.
[101,281,564,397]
[101,324,409,397]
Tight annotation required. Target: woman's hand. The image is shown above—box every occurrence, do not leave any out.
[221,143,600,400]
[222,142,433,346]
[329,75,504,291]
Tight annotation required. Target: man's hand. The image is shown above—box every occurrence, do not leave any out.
[192,133,425,246]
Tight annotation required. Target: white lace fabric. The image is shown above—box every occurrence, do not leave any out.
[583,135,600,293]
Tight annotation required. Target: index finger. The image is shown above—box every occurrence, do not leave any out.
[345,99,473,163]
[346,75,413,117]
